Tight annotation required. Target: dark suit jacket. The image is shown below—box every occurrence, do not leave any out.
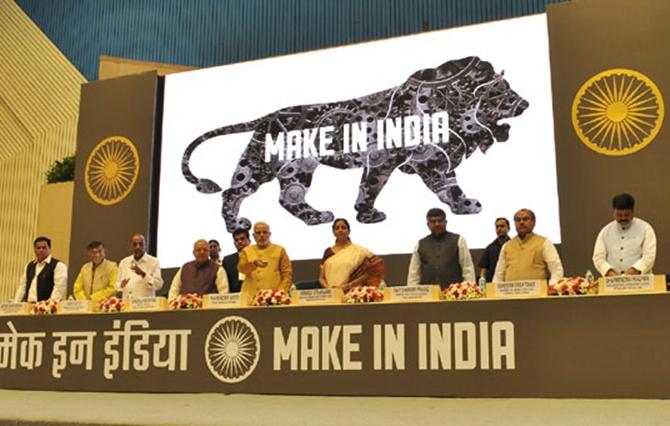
[222,252,242,293]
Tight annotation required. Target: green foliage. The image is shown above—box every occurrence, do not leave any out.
[45,155,75,183]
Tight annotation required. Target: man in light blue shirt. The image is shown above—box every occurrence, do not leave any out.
[592,193,656,277]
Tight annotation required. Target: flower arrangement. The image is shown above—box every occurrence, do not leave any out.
[443,282,485,301]
[344,286,384,304]
[169,293,203,310]
[98,296,125,313]
[29,299,59,315]
[548,277,598,296]
[252,289,291,306]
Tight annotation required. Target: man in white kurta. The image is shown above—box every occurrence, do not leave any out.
[115,234,164,298]
[592,193,656,276]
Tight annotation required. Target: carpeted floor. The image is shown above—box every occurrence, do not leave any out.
[1,391,670,425]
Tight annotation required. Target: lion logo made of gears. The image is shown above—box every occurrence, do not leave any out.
[182,56,529,232]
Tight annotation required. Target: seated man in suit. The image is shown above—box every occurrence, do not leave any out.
[222,229,251,293]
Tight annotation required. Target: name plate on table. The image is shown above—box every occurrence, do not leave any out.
[384,285,441,302]
[600,274,665,295]
[57,300,93,314]
[126,297,167,312]
[296,288,343,305]
[0,303,29,316]
[203,293,247,309]
[491,280,547,299]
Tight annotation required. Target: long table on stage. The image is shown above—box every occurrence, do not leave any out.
[1,293,669,398]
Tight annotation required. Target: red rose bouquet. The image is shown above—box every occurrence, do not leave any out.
[29,299,59,315]
[549,277,598,296]
[169,293,203,310]
[345,286,384,304]
[252,289,291,306]
[98,296,125,313]
[443,282,484,301]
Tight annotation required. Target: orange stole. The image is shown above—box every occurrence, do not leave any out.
[349,255,385,287]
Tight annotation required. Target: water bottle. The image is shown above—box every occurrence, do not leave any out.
[380,279,387,290]
[478,275,487,296]
[585,269,595,283]
[289,283,297,297]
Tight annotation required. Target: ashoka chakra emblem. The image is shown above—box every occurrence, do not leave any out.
[84,136,140,205]
[572,68,664,156]
[205,316,260,384]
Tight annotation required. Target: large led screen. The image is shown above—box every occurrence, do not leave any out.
[158,14,560,272]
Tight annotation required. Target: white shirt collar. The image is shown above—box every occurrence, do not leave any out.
[36,255,52,266]
[617,218,635,231]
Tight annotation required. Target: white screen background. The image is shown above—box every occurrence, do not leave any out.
[158,14,560,275]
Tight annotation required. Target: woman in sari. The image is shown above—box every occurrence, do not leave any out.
[319,218,384,292]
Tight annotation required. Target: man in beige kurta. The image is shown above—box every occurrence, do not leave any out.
[492,209,563,283]
[238,222,292,294]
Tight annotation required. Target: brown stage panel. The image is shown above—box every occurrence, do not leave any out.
[1,294,670,398]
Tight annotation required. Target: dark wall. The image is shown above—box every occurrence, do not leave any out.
[548,0,670,276]
[69,72,159,290]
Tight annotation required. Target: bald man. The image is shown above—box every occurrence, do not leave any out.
[169,239,229,299]
[238,222,292,295]
[493,209,563,283]
[115,234,164,298]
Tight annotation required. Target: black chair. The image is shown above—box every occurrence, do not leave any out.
[294,280,321,290]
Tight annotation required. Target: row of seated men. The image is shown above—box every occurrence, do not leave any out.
[13,193,656,303]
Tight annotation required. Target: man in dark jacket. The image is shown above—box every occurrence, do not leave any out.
[169,239,229,298]
[15,236,68,302]
[222,229,251,293]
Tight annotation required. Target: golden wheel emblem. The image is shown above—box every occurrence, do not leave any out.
[85,136,140,205]
[205,316,260,384]
[572,69,663,156]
